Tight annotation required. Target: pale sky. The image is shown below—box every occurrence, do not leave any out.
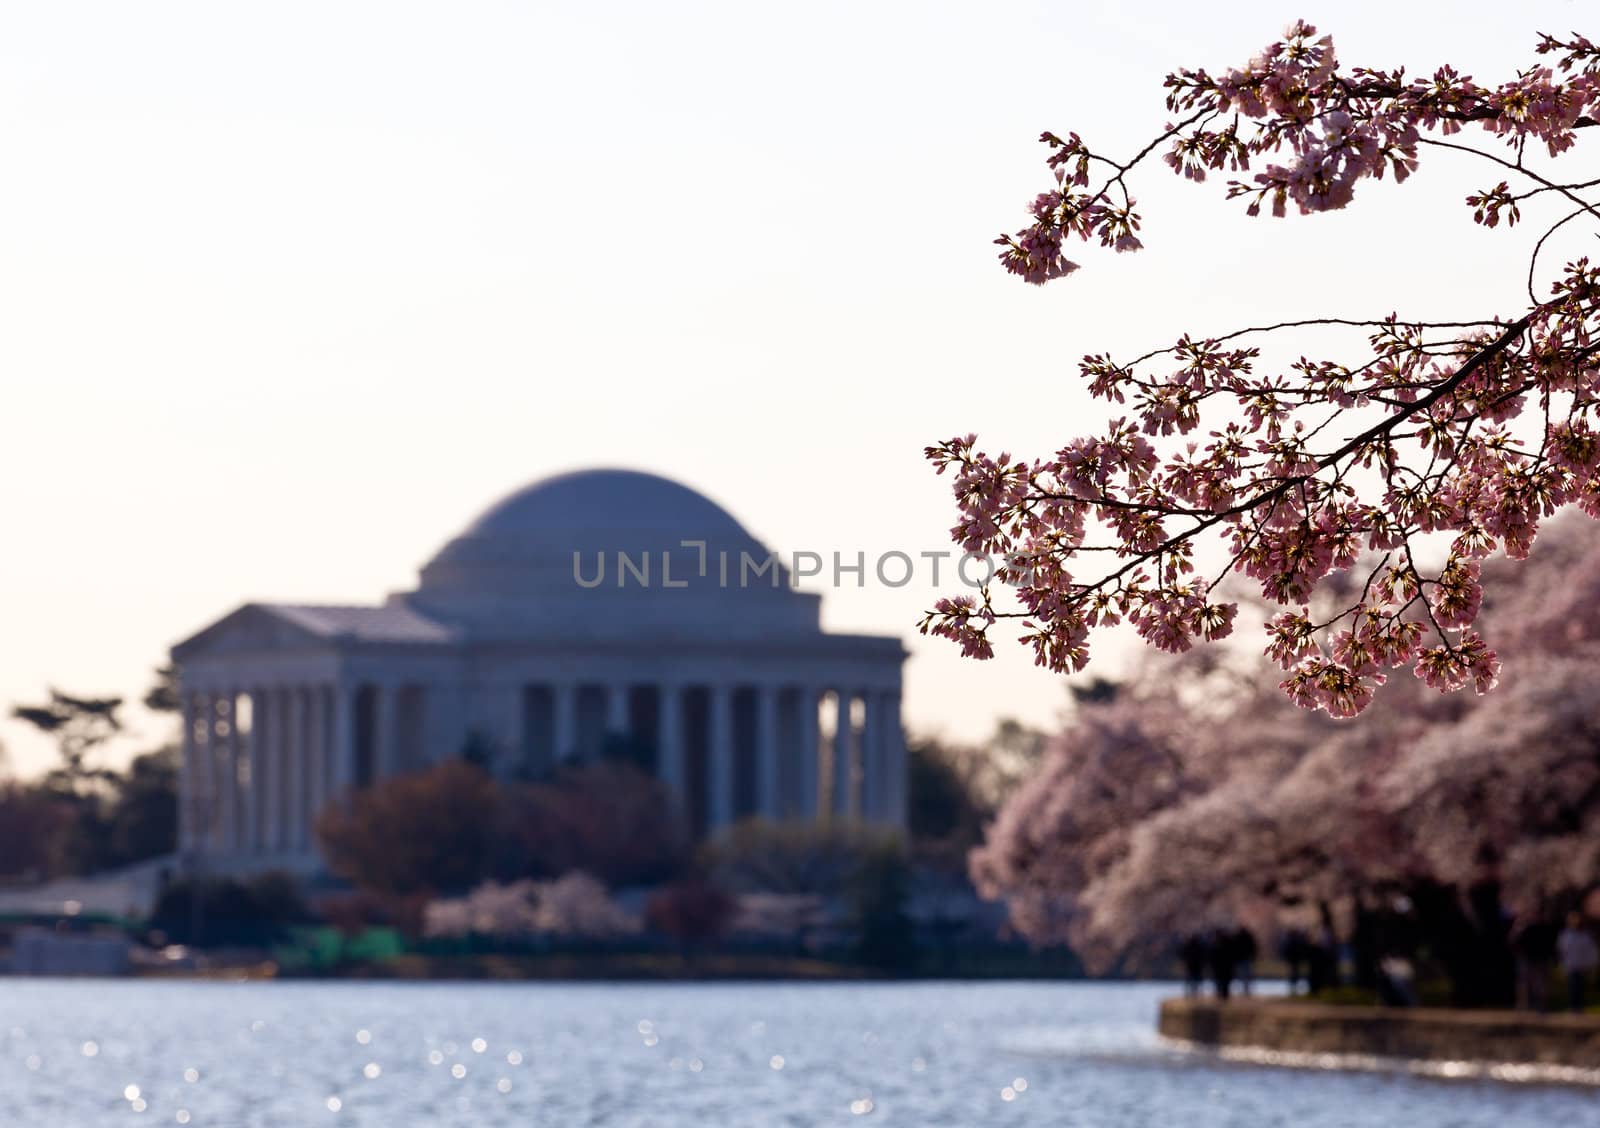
[0,1,1586,774]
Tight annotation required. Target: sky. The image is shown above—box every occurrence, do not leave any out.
[0,0,1590,775]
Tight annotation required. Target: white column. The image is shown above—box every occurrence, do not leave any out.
[882,691,907,828]
[553,683,577,764]
[254,688,272,851]
[228,693,245,851]
[758,685,782,819]
[235,690,253,854]
[196,692,218,849]
[179,693,197,850]
[331,682,356,799]
[220,695,235,849]
[796,687,821,821]
[248,688,268,850]
[305,687,327,844]
[860,691,883,822]
[271,687,293,851]
[287,688,308,850]
[708,684,734,831]
[832,690,855,820]
[658,684,684,801]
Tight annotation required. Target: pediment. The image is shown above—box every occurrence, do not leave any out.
[170,604,329,661]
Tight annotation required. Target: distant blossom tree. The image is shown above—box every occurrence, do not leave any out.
[973,515,1600,998]
[424,874,640,942]
[925,22,1600,717]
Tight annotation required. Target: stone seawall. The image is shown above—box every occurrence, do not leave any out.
[1159,997,1600,1071]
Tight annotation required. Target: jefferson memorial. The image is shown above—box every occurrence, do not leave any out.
[172,469,908,873]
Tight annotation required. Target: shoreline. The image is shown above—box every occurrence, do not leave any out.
[1159,996,1600,1082]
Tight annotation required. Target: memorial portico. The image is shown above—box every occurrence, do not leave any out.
[172,469,908,873]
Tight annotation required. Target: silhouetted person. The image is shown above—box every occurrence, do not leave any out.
[1306,927,1339,996]
[1208,928,1238,1000]
[1230,926,1259,996]
[1280,928,1310,996]
[1558,911,1598,1014]
[1511,914,1558,1013]
[1179,934,1209,997]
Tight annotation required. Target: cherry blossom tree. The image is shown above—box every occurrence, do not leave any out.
[424,873,641,941]
[925,22,1600,717]
[973,514,1600,994]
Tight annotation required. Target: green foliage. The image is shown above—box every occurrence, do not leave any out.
[0,673,179,878]
[907,738,986,848]
[142,666,182,715]
[104,747,179,866]
[0,745,178,879]
[0,783,73,879]
[703,819,903,895]
[849,840,916,971]
[11,688,123,792]
[904,720,1047,852]
[149,870,313,947]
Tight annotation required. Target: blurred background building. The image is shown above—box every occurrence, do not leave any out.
[172,468,907,873]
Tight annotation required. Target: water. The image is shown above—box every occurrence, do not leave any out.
[0,979,1593,1126]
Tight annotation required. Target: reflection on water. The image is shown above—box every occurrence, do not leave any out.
[0,980,1593,1126]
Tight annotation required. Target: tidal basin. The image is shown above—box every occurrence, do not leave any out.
[3,981,1594,1127]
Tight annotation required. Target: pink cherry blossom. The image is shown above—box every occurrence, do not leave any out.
[929,23,1600,717]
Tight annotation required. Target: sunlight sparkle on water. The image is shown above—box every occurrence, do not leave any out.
[4,981,1592,1127]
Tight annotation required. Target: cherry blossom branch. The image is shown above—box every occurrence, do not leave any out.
[926,21,1600,717]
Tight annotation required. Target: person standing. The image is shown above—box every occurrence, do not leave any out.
[1178,934,1208,998]
[1208,927,1238,1001]
[1231,926,1259,997]
[1511,913,1558,1013]
[1280,928,1309,996]
[1558,912,1599,1014]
